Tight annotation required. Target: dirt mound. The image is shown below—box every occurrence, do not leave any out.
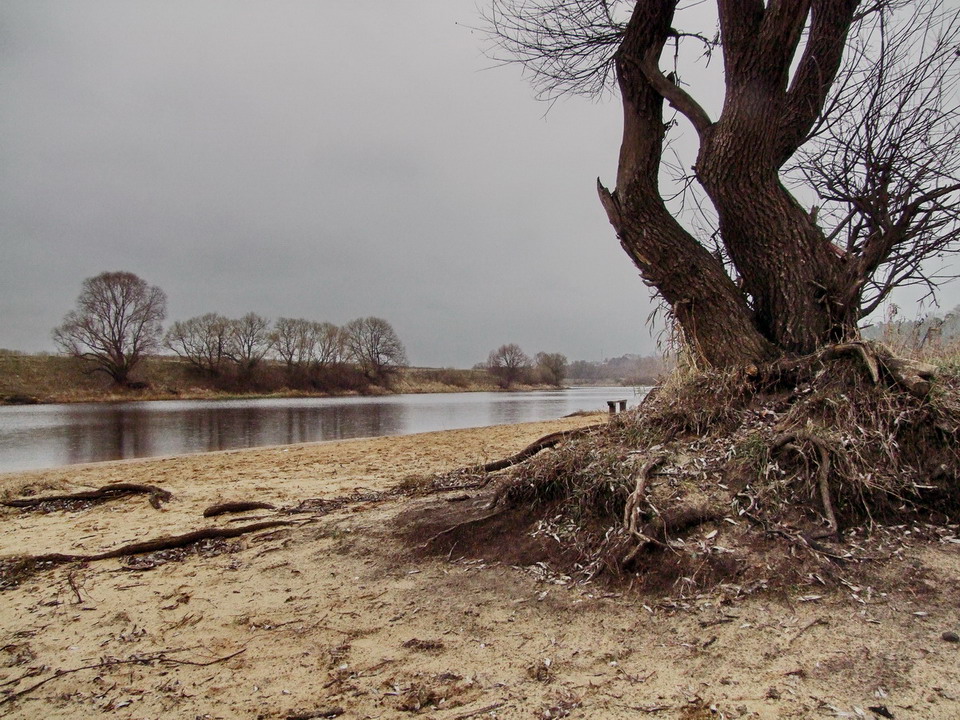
[396,494,579,569]
[401,343,960,598]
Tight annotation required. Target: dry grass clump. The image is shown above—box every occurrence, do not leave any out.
[489,345,960,591]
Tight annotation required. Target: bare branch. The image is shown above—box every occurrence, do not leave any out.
[482,0,628,98]
[637,45,712,135]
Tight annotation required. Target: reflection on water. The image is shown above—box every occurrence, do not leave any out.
[0,387,643,472]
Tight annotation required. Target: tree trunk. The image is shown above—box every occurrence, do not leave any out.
[692,0,859,353]
[598,1,777,368]
[696,139,848,353]
[598,0,861,365]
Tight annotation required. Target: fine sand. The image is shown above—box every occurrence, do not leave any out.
[1,415,958,719]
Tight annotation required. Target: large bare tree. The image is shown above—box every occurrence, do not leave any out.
[487,0,960,367]
[53,271,167,385]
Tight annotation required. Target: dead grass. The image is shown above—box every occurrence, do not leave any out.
[0,355,506,403]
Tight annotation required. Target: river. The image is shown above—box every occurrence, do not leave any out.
[0,386,643,473]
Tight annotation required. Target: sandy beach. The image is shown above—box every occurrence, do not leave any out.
[1,415,958,719]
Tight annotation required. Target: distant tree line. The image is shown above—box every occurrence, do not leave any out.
[52,271,408,390]
[481,344,568,388]
[566,354,668,387]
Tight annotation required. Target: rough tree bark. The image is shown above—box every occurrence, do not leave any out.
[597,0,861,365]
[597,1,778,366]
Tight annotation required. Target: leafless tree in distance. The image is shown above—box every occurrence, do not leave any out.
[485,0,960,367]
[271,318,346,384]
[487,343,532,388]
[164,313,231,377]
[343,317,409,384]
[271,318,318,375]
[53,271,167,385]
[224,313,273,375]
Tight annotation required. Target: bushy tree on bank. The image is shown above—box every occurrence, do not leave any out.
[535,351,567,387]
[53,271,167,385]
[486,0,960,367]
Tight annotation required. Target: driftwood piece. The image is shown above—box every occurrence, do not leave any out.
[468,424,604,474]
[16,520,295,568]
[203,501,276,518]
[2,483,172,510]
[880,355,938,398]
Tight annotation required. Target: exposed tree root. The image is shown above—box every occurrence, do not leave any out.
[429,346,960,591]
[820,342,880,384]
[819,341,937,398]
[418,510,508,549]
[772,431,839,539]
[12,520,295,569]
[467,424,604,474]
[203,501,276,517]
[2,483,172,510]
[622,455,665,562]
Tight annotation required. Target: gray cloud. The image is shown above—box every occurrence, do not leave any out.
[1,0,658,366]
[4,2,949,367]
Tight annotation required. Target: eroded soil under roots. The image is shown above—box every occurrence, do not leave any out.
[407,346,960,599]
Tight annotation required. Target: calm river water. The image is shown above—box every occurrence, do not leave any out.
[0,387,642,473]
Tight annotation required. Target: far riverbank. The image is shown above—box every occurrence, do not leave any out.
[0,354,646,406]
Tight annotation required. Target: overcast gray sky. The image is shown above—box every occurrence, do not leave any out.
[1,0,658,367]
[2,1,956,368]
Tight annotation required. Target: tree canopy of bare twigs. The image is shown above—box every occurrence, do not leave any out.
[164,313,231,377]
[271,319,342,371]
[343,316,409,383]
[485,0,960,367]
[53,271,167,385]
[223,312,273,374]
[792,2,960,317]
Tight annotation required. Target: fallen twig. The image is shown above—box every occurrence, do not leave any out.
[453,701,507,719]
[286,707,345,719]
[0,648,245,706]
[788,617,828,644]
[66,570,84,604]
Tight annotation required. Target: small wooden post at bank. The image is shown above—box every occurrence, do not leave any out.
[607,399,628,416]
